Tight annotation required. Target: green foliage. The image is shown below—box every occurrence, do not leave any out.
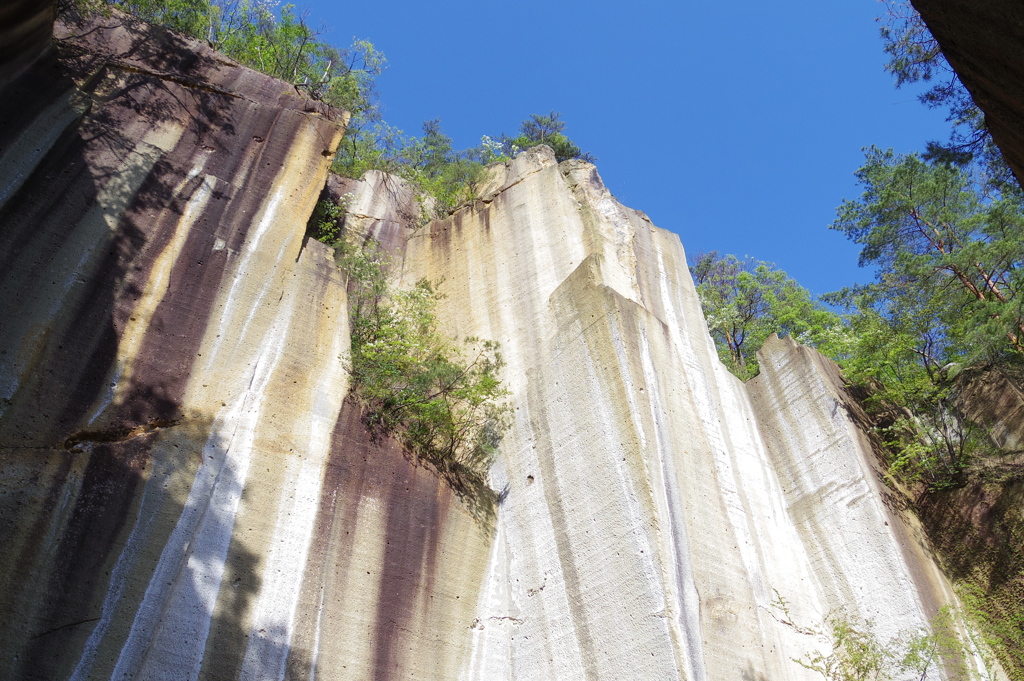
[405,119,486,215]
[775,593,997,681]
[307,196,349,246]
[831,148,1024,353]
[63,0,385,121]
[916,466,1024,680]
[498,111,595,164]
[957,570,1024,679]
[333,118,485,218]
[689,252,845,380]
[63,0,212,36]
[335,230,511,514]
[826,147,1024,488]
[797,616,896,681]
[332,122,411,180]
[334,112,592,221]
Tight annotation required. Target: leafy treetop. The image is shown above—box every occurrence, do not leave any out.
[689,252,845,380]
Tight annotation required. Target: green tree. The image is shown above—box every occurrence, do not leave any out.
[689,253,845,380]
[831,147,1024,358]
[827,147,1024,488]
[500,111,595,163]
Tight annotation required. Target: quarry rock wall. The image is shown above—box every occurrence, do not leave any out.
[0,11,991,681]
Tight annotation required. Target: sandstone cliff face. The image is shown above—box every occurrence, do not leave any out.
[0,11,989,681]
[389,148,972,680]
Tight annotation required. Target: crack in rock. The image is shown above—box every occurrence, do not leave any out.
[63,418,182,452]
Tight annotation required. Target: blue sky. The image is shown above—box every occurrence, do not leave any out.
[303,0,950,297]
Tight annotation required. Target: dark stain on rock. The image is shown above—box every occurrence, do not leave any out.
[17,436,150,680]
[0,8,345,677]
[289,400,458,680]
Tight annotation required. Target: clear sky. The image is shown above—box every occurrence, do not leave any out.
[302,0,950,297]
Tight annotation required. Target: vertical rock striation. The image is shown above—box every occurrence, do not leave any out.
[0,13,493,681]
[399,148,973,679]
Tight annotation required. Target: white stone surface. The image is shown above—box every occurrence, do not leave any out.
[400,147,963,680]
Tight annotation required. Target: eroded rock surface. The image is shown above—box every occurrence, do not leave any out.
[397,149,973,679]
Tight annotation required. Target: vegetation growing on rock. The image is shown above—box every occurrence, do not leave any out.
[312,202,512,519]
[775,592,999,681]
[688,253,845,380]
[62,0,593,222]
[60,0,385,122]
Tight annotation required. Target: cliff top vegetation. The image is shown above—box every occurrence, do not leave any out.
[60,0,593,219]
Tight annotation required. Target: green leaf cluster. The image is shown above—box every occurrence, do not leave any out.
[496,111,595,164]
[689,252,845,380]
[334,231,511,513]
[794,608,996,681]
[773,592,997,681]
[333,118,486,218]
[830,147,1024,360]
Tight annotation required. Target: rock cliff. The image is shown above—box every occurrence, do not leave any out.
[912,0,1024,187]
[0,9,998,681]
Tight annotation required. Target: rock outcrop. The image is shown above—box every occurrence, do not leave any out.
[912,0,1024,186]
[0,11,998,681]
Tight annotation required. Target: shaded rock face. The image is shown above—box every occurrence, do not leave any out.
[0,14,986,681]
[0,0,54,88]
[914,366,1024,678]
[956,366,1024,453]
[911,0,1024,186]
[917,478,1024,678]
[0,12,484,681]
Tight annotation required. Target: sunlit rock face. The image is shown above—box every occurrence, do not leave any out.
[0,13,978,681]
[397,147,970,680]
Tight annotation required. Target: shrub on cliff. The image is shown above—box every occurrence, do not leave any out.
[774,593,999,681]
[322,216,511,510]
[333,113,594,219]
[496,111,595,164]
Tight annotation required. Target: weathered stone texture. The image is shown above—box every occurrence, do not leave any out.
[0,11,495,680]
[400,148,974,679]
[956,366,1024,453]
